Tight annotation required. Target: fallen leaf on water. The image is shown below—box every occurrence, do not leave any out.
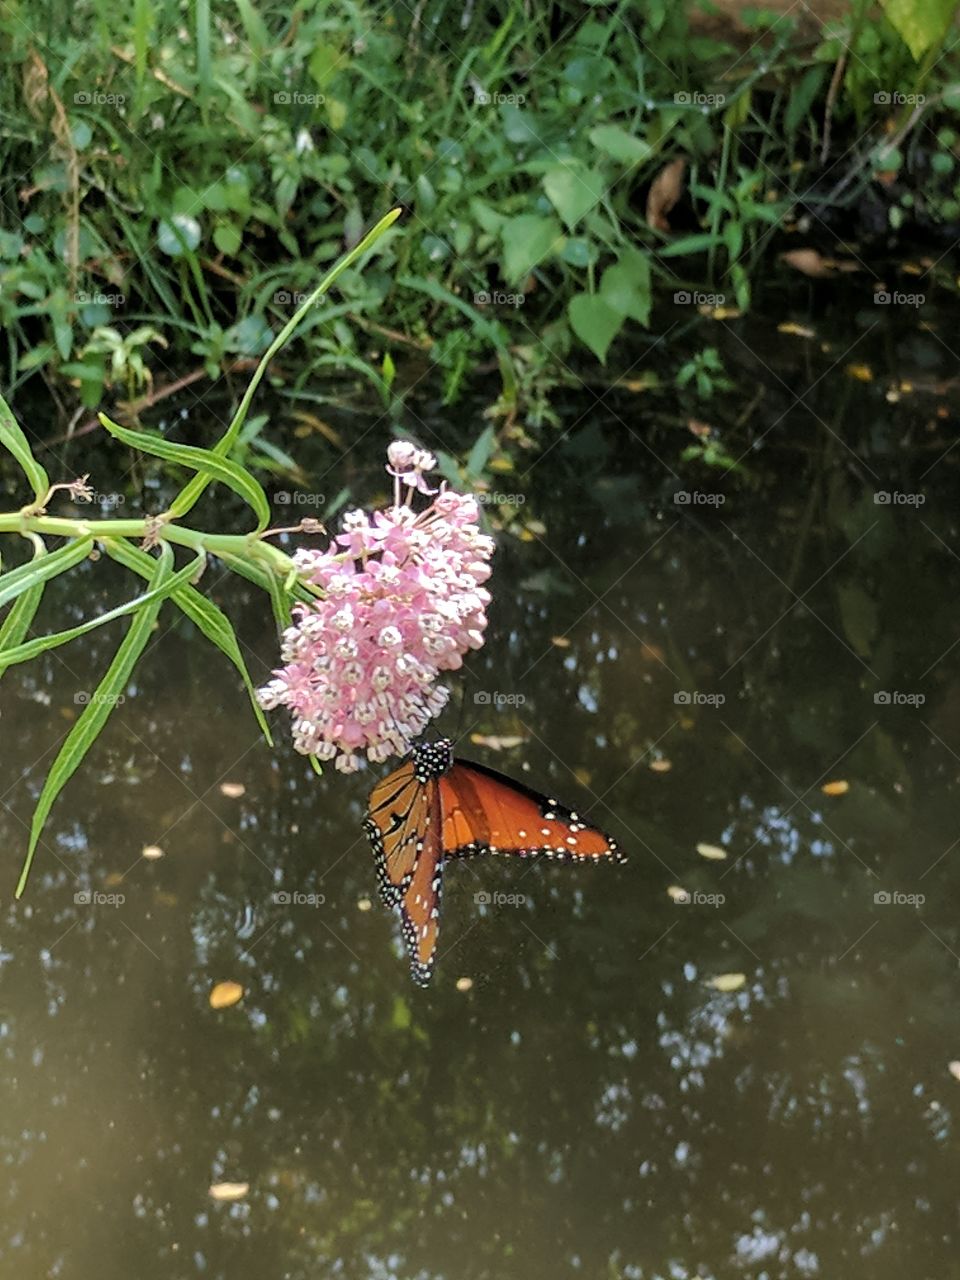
[649,758,672,774]
[209,1182,249,1201]
[646,157,686,231]
[104,871,124,887]
[142,844,164,861]
[357,897,372,912]
[948,1061,960,1081]
[777,321,816,339]
[667,885,689,902]
[780,248,860,278]
[696,842,727,861]
[708,972,746,992]
[821,780,850,796]
[209,981,244,1009]
[469,733,527,751]
[699,304,743,320]
[551,635,572,648]
[220,782,245,798]
[846,364,873,382]
[456,977,473,992]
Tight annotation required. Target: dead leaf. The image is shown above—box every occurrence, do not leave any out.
[699,304,743,320]
[948,1060,960,1081]
[646,158,686,231]
[357,897,372,912]
[845,364,873,383]
[708,972,746,992]
[209,981,244,1009]
[780,249,861,279]
[551,635,572,649]
[697,842,727,861]
[777,322,816,339]
[142,844,164,861]
[821,780,850,796]
[219,782,245,798]
[468,733,526,751]
[649,758,672,774]
[209,1182,249,1201]
[455,977,473,992]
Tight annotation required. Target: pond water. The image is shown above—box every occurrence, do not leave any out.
[2,290,960,1278]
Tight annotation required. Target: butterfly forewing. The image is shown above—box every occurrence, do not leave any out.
[440,760,623,862]
[363,760,429,907]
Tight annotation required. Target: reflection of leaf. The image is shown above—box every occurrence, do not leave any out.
[836,582,878,658]
[708,972,746,992]
[209,981,244,1009]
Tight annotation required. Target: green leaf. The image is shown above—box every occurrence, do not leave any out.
[466,424,497,478]
[600,249,652,326]
[784,66,827,136]
[16,543,175,897]
[879,0,957,59]
[213,222,242,255]
[656,232,722,258]
[0,391,49,503]
[588,124,652,166]
[500,214,563,284]
[543,165,606,230]
[309,42,345,88]
[98,414,271,530]
[567,294,624,363]
[0,536,94,610]
[103,538,273,745]
[0,547,206,673]
[0,538,46,679]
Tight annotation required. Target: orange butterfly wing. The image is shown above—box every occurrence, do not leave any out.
[440,760,624,863]
[363,759,444,985]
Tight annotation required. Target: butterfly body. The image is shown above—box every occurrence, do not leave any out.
[363,738,624,985]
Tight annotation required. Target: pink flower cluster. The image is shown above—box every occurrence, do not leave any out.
[257,443,494,772]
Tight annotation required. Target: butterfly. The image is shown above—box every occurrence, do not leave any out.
[362,737,625,985]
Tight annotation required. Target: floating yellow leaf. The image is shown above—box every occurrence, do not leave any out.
[142,844,164,860]
[209,1182,249,1201]
[845,364,873,383]
[649,758,672,773]
[667,885,689,902]
[708,972,746,992]
[455,977,474,992]
[699,304,742,320]
[777,322,815,339]
[357,897,372,912]
[948,1061,960,1081]
[220,782,245,798]
[551,635,572,648]
[821,780,850,796]
[209,981,244,1009]
[696,842,727,861]
[469,733,526,751]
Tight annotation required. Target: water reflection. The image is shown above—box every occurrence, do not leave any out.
[2,310,960,1277]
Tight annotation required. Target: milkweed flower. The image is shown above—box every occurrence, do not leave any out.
[257,444,494,772]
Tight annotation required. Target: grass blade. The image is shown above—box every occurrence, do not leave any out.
[0,536,94,610]
[0,391,49,504]
[16,542,175,898]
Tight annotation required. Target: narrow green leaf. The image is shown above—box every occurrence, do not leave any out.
[0,547,206,672]
[0,391,49,503]
[103,538,273,745]
[0,536,94,610]
[17,544,175,898]
[98,414,271,530]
